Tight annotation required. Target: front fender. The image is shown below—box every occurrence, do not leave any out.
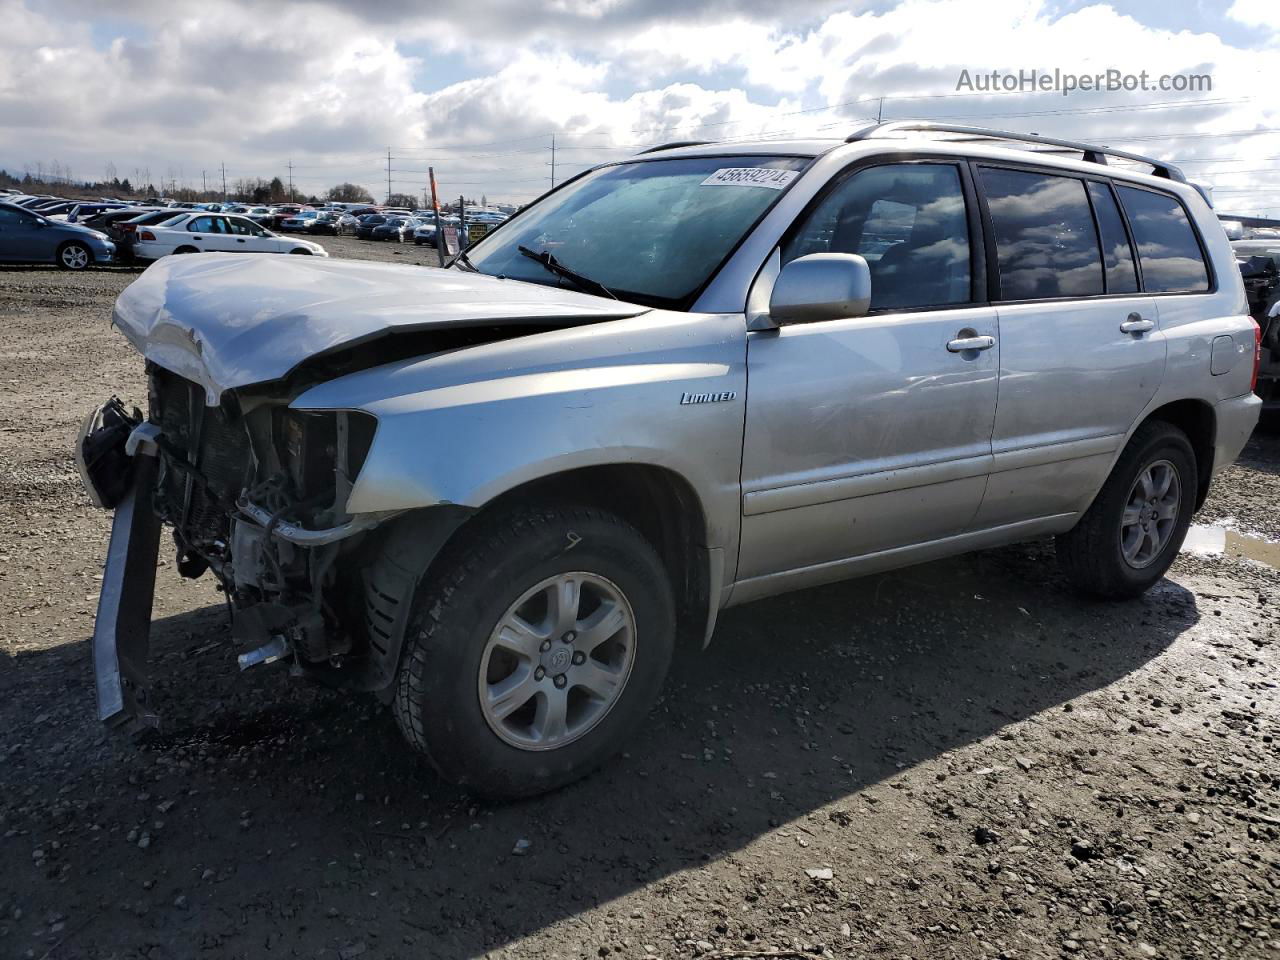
[292,311,748,552]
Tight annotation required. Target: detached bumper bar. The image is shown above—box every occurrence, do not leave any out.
[90,426,162,730]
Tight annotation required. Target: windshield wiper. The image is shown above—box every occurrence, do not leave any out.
[448,249,479,272]
[517,245,617,300]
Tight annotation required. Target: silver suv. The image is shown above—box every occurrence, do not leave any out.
[79,122,1262,796]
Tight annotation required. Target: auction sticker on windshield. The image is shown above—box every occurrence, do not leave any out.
[700,168,800,189]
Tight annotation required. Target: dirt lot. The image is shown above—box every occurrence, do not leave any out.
[1,240,1278,960]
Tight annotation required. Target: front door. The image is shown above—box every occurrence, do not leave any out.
[971,168,1167,528]
[0,204,28,259]
[739,161,998,588]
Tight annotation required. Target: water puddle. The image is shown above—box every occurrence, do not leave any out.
[1182,525,1280,569]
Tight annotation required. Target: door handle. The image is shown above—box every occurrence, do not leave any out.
[236,238,246,243]
[1120,313,1155,334]
[947,335,996,353]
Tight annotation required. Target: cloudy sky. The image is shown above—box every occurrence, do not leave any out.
[2,0,1278,213]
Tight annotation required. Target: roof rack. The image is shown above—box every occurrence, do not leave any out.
[637,140,713,154]
[845,121,1186,182]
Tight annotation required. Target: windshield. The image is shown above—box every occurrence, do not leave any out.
[464,154,809,308]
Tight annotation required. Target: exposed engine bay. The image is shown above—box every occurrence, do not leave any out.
[147,363,378,668]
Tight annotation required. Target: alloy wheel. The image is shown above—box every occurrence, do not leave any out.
[61,245,89,269]
[1120,459,1181,569]
[478,572,636,751]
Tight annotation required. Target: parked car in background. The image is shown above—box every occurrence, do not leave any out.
[305,212,341,235]
[131,212,328,260]
[82,207,156,235]
[354,214,389,239]
[65,202,129,223]
[370,216,420,242]
[267,205,307,229]
[412,218,469,247]
[106,209,190,259]
[29,200,78,218]
[1234,239,1280,410]
[0,200,116,269]
[281,210,321,231]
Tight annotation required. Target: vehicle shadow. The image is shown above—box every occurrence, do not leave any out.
[0,263,144,274]
[1,541,1200,959]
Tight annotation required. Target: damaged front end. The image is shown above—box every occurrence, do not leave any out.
[81,363,388,730]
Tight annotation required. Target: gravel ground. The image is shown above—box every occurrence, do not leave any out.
[1,247,1278,960]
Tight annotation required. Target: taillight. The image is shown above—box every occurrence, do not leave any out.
[1250,318,1263,394]
[139,230,156,241]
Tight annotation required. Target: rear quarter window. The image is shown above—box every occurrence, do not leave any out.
[1115,186,1210,294]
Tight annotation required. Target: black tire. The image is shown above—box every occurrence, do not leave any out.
[173,246,198,255]
[56,241,92,271]
[1056,420,1197,599]
[393,504,676,797]
[289,248,313,255]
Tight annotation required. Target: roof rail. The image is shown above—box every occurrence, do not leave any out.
[845,121,1186,182]
[637,140,713,154]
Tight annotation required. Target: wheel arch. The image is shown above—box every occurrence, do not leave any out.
[1140,398,1216,510]
[345,462,715,699]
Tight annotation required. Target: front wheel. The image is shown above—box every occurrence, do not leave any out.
[393,505,675,797]
[57,242,92,270]
[289,248,313,255]
[1056,421,1196,599]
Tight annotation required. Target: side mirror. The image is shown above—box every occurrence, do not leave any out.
[769,253,872,324]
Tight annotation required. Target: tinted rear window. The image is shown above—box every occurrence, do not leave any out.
[980,168,1103,300]
[1115,186,1210,293]
[1086,182,1139,294]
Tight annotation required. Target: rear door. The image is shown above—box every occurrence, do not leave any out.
[739,161,999,586]
[972,166,1164,528]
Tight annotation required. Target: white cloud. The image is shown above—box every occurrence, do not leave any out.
[1,0,1278,212]
[1226,0,1278,31]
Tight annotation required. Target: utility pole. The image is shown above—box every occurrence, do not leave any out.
[286,160,295,201]
[220,162,227,200]
[201,170,207,196]
[386,148,393,205]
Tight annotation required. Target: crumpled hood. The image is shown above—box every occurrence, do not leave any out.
[112,253,648,403]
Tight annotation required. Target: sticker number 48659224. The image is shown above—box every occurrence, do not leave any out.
[700,168,800,190]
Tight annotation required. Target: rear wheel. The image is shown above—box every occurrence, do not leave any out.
[393,504,676,797]
[289,248,313,255]
[173,246,198,255]
[1056,421,1196,599]
[56,242,92,270]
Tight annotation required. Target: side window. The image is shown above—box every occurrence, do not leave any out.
[1086,182,1139,294]
[979,168,1103,300]
[784,163,971,310]
[0,207,22,225]
[226,218,253,236]
[1115,186,1210,294]
[188,216,215,232]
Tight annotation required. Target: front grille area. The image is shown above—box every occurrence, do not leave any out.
[149,366,252,549]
